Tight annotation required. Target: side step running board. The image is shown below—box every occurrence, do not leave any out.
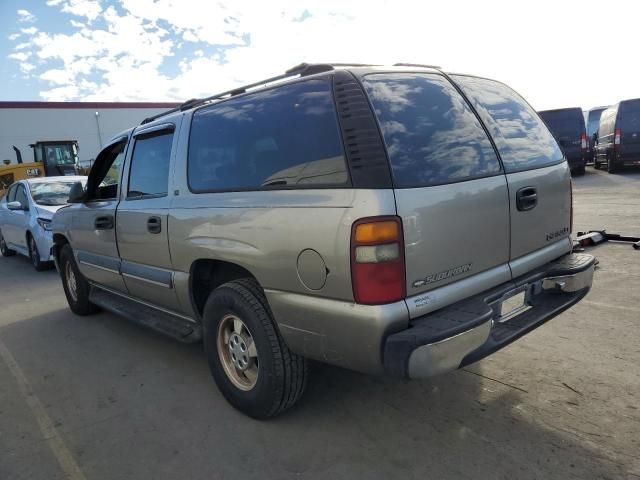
[89,286,202,343]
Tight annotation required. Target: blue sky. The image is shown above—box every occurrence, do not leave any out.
[3,0,640,110]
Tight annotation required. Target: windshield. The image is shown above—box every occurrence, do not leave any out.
[29,181,78,206]
[44,144,76,166]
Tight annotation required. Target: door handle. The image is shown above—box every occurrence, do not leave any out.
[94,215,114,230]
[516,186,538,211]
[147,216,162,234]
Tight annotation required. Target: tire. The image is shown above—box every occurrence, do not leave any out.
[574,163,586,176]
[594,158,601,170]
[59,244,99,315]
[0,229,16,257]
[202,278,308,419]
[607,154,618,174]
[27,234,50,271]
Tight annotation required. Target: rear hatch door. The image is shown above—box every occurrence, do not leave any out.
[618,99,640,162]
[538,108,585,161]
[361,72,512,315]
[452,75,572,277]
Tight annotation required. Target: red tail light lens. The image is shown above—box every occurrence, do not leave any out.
[614,128,621,147]
[351,216,405,305]
[580,133,587,150]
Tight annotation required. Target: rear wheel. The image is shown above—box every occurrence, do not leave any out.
[607,154,618,174]
[594,157,601,169]
[28,234,49,271]
[574,163,586,176]
[203,278,308,419]
[0,230,16,257]
[59,244,99,315]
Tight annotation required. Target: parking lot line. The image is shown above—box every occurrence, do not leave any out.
[0,337,87,480]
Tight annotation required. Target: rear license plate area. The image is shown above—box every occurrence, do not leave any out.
[496,288,531,323]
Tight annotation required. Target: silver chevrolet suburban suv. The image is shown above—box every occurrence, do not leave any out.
[51,63,595,418]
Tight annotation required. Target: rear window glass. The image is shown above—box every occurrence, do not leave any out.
[452,75,563,173]
[619,100,640,132]
[362,73,501,188]
[538,109,585,141]
[188,79,348,192]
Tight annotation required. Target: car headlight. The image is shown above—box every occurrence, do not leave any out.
[37,218,52,231]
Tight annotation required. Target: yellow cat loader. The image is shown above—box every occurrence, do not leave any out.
[0,140,79,196]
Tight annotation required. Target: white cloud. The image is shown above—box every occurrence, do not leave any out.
[17,9,36,23]
[56,0,102,21]
[7,0,640,108]
[8,52,31,62]
[8,33,21,41]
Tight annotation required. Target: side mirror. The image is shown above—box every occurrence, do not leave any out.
[7,201,24,211]
[67,182,86,203]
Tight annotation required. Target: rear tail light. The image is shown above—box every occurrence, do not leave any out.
[580,133,587,150]
[614,128,621,148]
[351,216,405,304]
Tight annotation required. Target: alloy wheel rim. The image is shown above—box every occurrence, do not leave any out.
[65,261,78,302]
[217,314,259,391]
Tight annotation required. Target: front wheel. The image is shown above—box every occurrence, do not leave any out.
[203,278,308,419]
[59,244,99,315]
[28,234,50,271]
[0,230,16,257]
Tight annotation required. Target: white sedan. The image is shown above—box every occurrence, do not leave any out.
[0,176,87,270]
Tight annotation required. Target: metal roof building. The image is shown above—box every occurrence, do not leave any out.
[0,101,179,168]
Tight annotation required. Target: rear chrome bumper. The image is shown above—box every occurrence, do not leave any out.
[384,253,596,379]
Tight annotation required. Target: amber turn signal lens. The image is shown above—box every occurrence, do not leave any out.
[354,221,400,243]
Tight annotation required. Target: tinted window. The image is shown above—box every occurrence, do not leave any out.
[618,99,640,133]
[452,75,563,173]
[538,109,585,142]
[128,131,173,197]
[363,73,501,188]
[188,79,348,192]
[15,184,28,207]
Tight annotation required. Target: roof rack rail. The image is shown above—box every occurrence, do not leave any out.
[140,62,344,125]
[393,63,442,70]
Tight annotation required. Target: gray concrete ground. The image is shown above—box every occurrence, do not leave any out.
[1,167,639,480]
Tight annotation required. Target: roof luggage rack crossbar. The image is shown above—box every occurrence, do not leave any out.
[393,63,442,70]
[141,62,365,125]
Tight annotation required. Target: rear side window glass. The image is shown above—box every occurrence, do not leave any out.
[452,75,563,173]
[188,79,348,192]
[618,100,640,132]
[363,73,501,188]
[128,131,173,198]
